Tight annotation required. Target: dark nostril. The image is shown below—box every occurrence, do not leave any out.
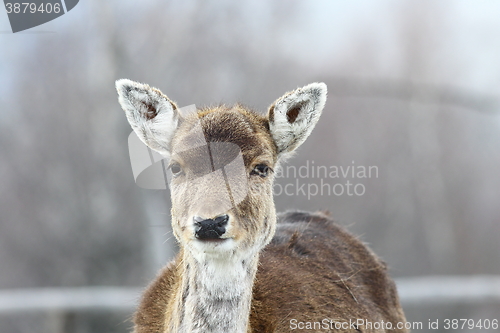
[193,214,229,240]
[213,214,229,226]
[193,214,229,226]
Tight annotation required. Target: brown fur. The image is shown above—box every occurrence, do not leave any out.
[116,80,408,333]
[135,211,407,332]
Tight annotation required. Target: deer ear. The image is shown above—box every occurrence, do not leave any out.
[268,82,327,159]
[116,79,180,155]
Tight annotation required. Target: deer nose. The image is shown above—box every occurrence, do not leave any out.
[193,214,229,240]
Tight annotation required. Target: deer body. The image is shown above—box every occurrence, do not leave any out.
[116,80,407,332]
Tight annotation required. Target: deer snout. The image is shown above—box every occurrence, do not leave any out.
[194,214,229,240]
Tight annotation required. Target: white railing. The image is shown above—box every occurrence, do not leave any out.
[0,286,140,313]
[1,275,500,313]
[396,275,500,304]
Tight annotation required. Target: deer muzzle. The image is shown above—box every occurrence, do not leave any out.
[193,214,229,240]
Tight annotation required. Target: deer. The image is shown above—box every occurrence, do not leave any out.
[116,79,408,333]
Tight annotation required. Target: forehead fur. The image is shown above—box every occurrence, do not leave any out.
[172,105,276,166]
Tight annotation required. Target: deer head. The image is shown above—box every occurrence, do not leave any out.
[116,79,327,262]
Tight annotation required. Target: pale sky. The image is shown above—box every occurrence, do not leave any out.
[1,0,499,103]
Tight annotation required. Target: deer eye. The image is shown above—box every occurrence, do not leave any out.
[251,164,270,178]
[169,163,183,177]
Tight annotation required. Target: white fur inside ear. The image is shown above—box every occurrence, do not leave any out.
[269,82,327,158]
[116,79,179,155]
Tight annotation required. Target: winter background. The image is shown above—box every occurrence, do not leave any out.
[0,0,499,332]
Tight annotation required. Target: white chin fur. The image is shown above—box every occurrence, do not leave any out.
[190,238,237,257]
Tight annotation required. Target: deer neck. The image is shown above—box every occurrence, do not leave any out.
[169,247,259,333]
